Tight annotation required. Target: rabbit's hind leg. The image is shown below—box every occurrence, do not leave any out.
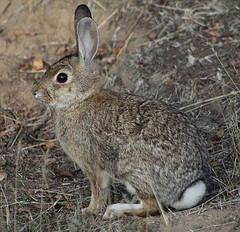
[103,197,160,219]
[82,170,111,214]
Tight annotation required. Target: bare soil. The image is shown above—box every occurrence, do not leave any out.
[0,0,239,231]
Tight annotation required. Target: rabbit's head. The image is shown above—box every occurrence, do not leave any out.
[33,4,101,108]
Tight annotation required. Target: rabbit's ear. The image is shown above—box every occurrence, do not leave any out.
[76,17,99,70]
[74,4,92,36]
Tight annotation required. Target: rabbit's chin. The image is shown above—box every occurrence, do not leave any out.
[48,101,74,109]
[35,94,76,109]
[35,98,72,109]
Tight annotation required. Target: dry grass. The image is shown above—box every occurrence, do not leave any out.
[0,0,239,231]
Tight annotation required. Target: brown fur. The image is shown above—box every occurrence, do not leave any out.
[33,4,211,219]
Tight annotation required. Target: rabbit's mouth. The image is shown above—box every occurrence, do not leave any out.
[34,90,52,106]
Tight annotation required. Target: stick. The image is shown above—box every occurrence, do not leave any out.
[119,6,145,48]
[179,91,240,111]
[98,8,118,29]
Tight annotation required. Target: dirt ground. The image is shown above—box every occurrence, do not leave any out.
[0,0,239,231]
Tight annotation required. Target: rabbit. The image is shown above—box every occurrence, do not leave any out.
[33,4,211,219]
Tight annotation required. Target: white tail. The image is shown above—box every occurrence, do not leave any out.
[170,180,206,210]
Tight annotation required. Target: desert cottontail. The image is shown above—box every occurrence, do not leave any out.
[33,4,211,219]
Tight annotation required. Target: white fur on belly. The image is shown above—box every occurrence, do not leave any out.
[125,181,137,195]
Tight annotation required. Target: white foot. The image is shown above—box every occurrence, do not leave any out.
[103,203,142,219]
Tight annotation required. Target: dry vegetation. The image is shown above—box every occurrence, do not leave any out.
[0,0,239,231]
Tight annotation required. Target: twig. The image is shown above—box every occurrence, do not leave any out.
[0,185,10,225]
[6,84,35,107]
[183,15,205,27]
[117,32,134,59]
[0,107,16,119]
[14,139,22,232]
[155,4,187,12]
[136,34,175,47]
[0,2,11,16]
[119,6,145,48]
[42,41,68,46]
[92,0,106,11]
[7,126,23,150]
[19,70,46,73]
[211,46,240,92]
[6,112,50,150]
[98,8,118,29]
[179,91,240,111]
[21,139,57,151]
[151,184,169,226]
[21,112,50,138]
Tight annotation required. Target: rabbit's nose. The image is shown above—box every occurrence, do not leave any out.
[32,84,43,100]
[32,84,39,96]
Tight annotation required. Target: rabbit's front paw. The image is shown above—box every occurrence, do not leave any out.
[81,207,92,214]
[81,203,105,215]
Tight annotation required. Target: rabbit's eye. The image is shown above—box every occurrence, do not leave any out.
[56,73,68,83]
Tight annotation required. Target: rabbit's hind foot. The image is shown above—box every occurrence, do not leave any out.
[103,198,159,219]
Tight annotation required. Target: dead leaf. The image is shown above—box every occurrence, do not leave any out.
[206,140,220,146]
[215,23,223,28]
[82,202,89,208]
[112,47,121,55]
[65,202,76,209]
[210,161,222,166]
[54,194,62,199]
[18,207,30,213]
[33,204,42,209]
[45,158,56,166]
[27,189,34,195]
[32,58,44,71]
[26,28,38,36]
[149,32,157,40]
[19,60,30,70]
[54,168,73,177]
[229,59,240,68]
[0,170,7,181]
[56,46,66,56]
[60,152,66,156]
[121,7,126,14]
[66,46,74,54]
[208,29,222,37]
[165,77,172,85]
[19,109,29,117]
[216,128,224,139]
[14,29,24,36]
[97,47,103,53]
[45,141,55,149]
[14,124,20,130]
